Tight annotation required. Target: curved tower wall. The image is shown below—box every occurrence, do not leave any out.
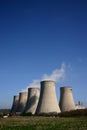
[16,92,28,113]
[59,87,75,112]
[24,88,40,114]
[36,80,60,114]
[10,95,19,113]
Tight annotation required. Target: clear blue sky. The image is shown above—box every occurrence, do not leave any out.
[0,0,87,108]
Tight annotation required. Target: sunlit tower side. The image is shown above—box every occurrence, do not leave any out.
[16,92,28,114]
[59,87,75,112]
[24,88,40,114]
[10,95,19,114]
[36,80,61,114]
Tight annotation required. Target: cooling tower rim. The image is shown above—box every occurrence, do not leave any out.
[60,86,72,90]
[19,91,28,95]
[41,80,55,83]
[14,95,19,98]
[28,87,40,90]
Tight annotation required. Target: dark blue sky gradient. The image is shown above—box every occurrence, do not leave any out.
[0,0,87,108]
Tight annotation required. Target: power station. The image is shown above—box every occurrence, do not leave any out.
[36,80,61,114]
[10,95,19,114]
[16,92,28,113]
[24,88,40,114]
[59,87,75,112]
[10,81,85,115]
[75,101,85,109]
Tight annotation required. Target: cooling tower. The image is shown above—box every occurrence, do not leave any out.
[10,95,19,113]
[59,87,75,112]
[36,80,60,114]
[16,92,28,113]
[24,88,40,114]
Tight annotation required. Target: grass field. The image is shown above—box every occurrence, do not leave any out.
[0,116,87,130]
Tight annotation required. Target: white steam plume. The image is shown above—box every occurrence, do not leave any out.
[42,63,65,82]
[21,63,66,92]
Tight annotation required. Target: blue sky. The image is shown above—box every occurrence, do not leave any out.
[0,0,87,108]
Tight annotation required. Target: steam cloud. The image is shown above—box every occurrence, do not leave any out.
[21,63,66,92]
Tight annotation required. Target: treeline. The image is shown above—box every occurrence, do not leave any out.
[0,109,10,114]
[20,109,87,117]
[59,109,87,117]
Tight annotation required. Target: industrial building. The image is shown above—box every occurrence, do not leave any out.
[59,87,75,112]
[10,95,19,114]
[24,88,40,114]
[36,80,61,114]
[16,92,28,113]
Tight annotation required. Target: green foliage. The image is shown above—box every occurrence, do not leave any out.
[38,112,58,117]
[59,109,87,117]
[0,116,87,130]
[21,112,33,116]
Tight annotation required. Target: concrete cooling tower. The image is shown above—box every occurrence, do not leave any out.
[16,92,28,113]
[59,87,75,112]
[10,95,19,114]
[36,80,60,114]
[24,88,40,114]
